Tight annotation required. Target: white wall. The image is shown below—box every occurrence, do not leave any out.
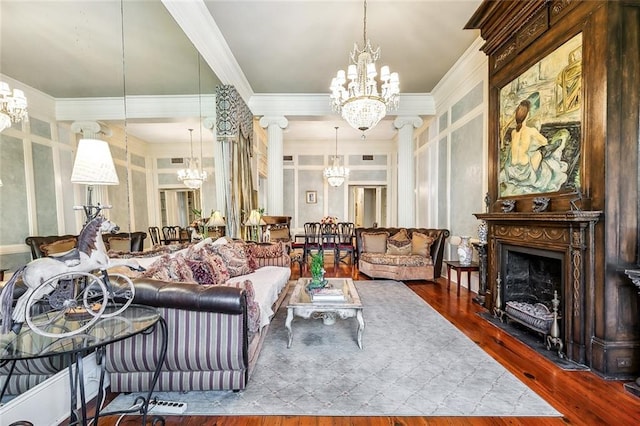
[415,37,488,290]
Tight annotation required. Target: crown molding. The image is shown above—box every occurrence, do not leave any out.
[249,93,436,117]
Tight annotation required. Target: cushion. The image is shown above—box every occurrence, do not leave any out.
[216,243,254,277]
[360,252,433,267]
[361,232,389,253]
[268,226,290,241]
[108,237,131,252]
[246,242,284,259]
[386,229,412,255]
[215,279,261,333]
[185,246,230,285]
[140,253,196,283]
[412,232,435,257]
[40,238,77,256]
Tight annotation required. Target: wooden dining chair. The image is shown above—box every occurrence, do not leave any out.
[162,226,181,244]
[336,222,356,266]
[302,222,322,263]
[148,226,161,246]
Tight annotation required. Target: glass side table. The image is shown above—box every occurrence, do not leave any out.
[0,304,167,426]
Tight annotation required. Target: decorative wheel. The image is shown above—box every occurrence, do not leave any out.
[25,272,108,338]
[97,273,135,317]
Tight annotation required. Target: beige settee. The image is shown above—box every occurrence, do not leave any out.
[355,227,449,281]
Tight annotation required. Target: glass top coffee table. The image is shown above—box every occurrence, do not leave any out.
[285,277,364,349]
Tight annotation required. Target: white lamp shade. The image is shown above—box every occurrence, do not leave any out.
[245,209,262,226]
[71,139,119,185]
[206,210,226,227]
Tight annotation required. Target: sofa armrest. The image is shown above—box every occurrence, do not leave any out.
[131,278,246,314]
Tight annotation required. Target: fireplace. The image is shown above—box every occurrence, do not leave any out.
[475,211,601,366]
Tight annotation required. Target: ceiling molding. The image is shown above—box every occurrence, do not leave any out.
[56,95,216,122]
[249,93,436,118]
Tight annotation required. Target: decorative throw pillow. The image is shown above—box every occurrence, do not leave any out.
[217,243,254,277]
[185,246,230,285]
[412,232,435,257]
[216,279,261,333]
[140,253,196,283]
[361,232,389,253]
[186,259,215,285]
[386,229,412,255]
[108,237,131,252]
[40,238,77,256]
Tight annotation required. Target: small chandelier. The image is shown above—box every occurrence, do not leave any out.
[0,82,28,133]
[324,126,350,187]
[329,0,399,132]
[177,128,207,189]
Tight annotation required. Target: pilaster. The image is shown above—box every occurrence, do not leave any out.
[394,116,423,227]
[259,116,288,215]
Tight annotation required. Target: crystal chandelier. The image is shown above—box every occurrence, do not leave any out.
[0,82,28,133]
[324,127,350,187]
[177,128,207,189]
[329,0,399,132]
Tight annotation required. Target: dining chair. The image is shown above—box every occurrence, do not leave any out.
[302,222,322,263]
[162,225,181,244]
[148,226,162,246]
[336,222,356,267]
[320,223,339,268]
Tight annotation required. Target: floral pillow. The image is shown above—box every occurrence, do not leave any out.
[140,253,196,283]
[386,229,412,255]
[216,243,254,277]
[216,279,260,333]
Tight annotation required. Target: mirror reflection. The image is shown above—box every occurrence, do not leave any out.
[0,0,220,408]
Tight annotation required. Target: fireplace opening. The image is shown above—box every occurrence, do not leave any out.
[501,245,564,313]
[497,245,565,355]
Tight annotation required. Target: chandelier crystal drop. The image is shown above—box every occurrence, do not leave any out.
[323,127,350,187]
[329,0,399,132]
[177,128,207,189]
[0,81,28,132]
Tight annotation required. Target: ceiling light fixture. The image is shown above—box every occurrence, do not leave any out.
[329,0,399,133]
[324,126,350,187]
[177,128,207,189]
[0,82,28,133]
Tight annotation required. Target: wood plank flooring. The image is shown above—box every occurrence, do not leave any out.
[84,263,640,426]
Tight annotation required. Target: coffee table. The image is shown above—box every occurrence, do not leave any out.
[285,277,364,349]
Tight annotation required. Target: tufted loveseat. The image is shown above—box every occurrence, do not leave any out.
[355,227,449,281]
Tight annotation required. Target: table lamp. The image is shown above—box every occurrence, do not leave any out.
[244,209,266,242]
[206,210,226,238]
[71,138,119,222]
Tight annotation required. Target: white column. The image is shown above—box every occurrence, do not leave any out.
[203,117,226,213]
[394,116,423,227]
[259,116,288,216]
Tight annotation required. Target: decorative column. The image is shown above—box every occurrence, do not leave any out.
[393,116,422,227]
[203,116,225,214]
[259,116,288,216]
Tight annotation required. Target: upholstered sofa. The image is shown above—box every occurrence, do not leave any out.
[104,238,291,392]
[355,227,449,281]
[25,231,147,259]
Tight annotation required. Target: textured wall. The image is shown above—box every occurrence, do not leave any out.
[32,143,58,235]
[0,134,29,245]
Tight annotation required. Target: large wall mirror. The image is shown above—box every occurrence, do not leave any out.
[0,0,220,409]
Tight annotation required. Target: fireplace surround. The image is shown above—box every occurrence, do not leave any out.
[475,211,600,366]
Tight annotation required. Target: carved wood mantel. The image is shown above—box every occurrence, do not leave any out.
[475,211,601,364]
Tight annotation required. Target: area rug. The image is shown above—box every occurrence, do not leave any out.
[106,280,561,417]
[479,312,590,371]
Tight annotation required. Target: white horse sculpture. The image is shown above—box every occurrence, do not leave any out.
[0,216,141,334]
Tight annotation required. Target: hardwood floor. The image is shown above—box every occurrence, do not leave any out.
[89,262,640,426]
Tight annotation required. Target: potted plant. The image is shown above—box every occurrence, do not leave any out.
[308,252,326,289]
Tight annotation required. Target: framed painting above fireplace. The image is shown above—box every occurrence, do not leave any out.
[498,33,582,198]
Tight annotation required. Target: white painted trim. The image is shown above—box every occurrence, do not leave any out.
[0,352,106,426]
[162,0,254,104]
[0,244,29,255]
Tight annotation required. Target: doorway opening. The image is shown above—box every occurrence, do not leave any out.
[349,186,387,228]
[160,189,201,227]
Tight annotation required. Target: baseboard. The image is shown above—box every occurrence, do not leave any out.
[0,352,108,425]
